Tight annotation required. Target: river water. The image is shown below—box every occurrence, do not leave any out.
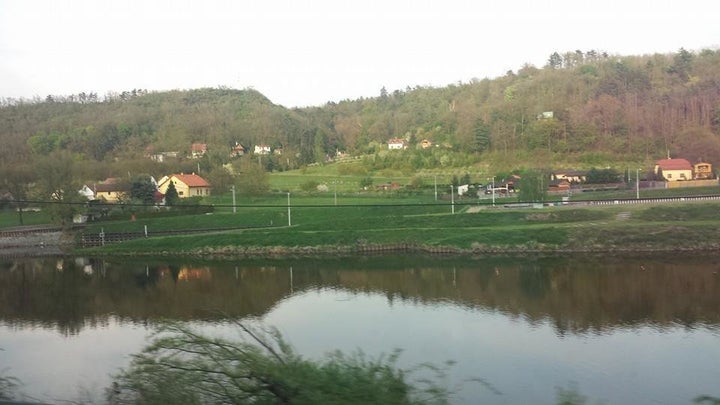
[1,254,719,404]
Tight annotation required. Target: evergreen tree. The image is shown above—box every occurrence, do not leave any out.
[130,175,156,204]
[165,181,179,205]
[472,118,491,153]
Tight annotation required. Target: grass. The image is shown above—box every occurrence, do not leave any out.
[3,178,720,256]
[268,164,413,193]
[74,194,720,256]
[0,209,53,228]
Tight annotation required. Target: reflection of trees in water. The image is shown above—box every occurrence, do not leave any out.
[1,255,719,335]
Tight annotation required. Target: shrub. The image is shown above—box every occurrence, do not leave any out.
[108,322,452,405]
[300,180,320,192]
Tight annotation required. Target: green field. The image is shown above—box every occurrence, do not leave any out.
[3,169,720,257]
[68,191,720,256]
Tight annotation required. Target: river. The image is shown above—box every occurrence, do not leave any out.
[1,254,719,404]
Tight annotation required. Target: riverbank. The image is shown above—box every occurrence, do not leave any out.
[0,226,73,257]
[76,221,720,258]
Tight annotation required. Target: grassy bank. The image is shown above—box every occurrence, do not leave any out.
[75,197,720,256]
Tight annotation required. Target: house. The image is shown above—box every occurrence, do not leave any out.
[693,161,714,179]
[375,182,401,191]
[420,139,433,149]
[230,143,245,157]
[78,185,95,200]
[153,190,166,205]
[191,143,207,158]
[654,158,693,181]
[254,144,271,155]
[548,179,571,193]
[148,151,180,162]
[387,138,407,150]
[537,111,554,120]
[551,170,587,184]
[93,178,128,202]
[157,173,211,198]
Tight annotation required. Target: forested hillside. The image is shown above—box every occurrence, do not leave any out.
[2,48,720,177]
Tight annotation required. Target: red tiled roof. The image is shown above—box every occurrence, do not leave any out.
[173,173,210,187]
[655,158,692,170]
[191,143,207,152]
[94,178,127,193]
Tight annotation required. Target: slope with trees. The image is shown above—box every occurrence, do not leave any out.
[1,48,720,216]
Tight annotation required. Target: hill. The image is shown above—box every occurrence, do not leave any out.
[1,48,720,179]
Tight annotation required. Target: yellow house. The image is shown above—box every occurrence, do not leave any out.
[654,158,693,181]
[93,178,128,202]
[157,173,211,198]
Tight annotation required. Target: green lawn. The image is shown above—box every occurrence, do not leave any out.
[0,209,53,228]
[75,196,720,255]
[4,181,720,256]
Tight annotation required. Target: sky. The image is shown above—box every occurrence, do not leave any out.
[0,0,718,108]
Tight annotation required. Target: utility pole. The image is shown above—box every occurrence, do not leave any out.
[451,185,455,214]
[287,192,291,227]
[434,175,438,201]
[492,176,496,207]
[636,168,640,200]
[231,185,236,214]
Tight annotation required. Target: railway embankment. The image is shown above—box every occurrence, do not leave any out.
[0,226,72,257]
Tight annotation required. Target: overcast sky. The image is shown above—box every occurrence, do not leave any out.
[1,0,718,108]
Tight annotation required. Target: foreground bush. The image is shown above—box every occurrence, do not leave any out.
[0,374,19,401]
[107,322,451,404]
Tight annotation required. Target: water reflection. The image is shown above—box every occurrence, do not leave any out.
[1,254,719,336]
[1,255,720,404]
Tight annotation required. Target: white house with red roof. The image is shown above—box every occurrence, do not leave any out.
[157,173,211,198]
[254,144,271,155]
[191,143,208,158]
[387,138,407,150]
[654,158,693,181]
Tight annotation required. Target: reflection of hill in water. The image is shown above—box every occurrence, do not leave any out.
[1,255,719,335]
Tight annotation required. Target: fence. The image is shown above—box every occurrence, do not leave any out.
[78,225,266,248]
[666,179,719,189]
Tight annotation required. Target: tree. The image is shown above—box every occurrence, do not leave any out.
[0,162,37,225]
[518,169,548,202]
[585,168,621,184]
[130,175,157,205]
[669,47,694,80]
[107,322,451,405]
[314,129,326,164]
[359,176,373,189]
[472,118,491,153]
[234,159,270,196]
[33,151,84,228]
[547,52,563,69]
[205,166,234,195]
[164,181,179,206]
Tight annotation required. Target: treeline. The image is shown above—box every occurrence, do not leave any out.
[2,48,720,174]
[319,48,720,163]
